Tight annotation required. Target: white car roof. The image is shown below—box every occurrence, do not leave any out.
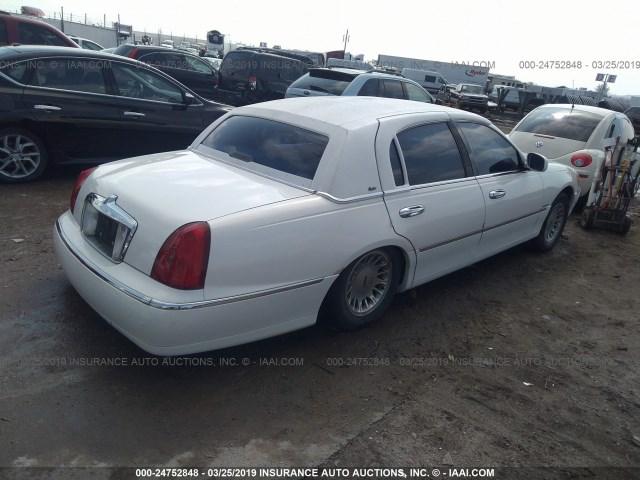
[235,96,484,128]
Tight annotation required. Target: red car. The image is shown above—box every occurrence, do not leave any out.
[0,11,78,48]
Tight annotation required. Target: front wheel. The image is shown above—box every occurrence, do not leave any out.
[0,128,48,183]
[323,248,401,330]
[530,193,570,251]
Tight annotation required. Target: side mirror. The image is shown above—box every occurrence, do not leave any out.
[183,92,195,105]
[527,152,548,172]
[435,98,444,105]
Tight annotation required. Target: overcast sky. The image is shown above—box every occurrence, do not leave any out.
[9,0,640,95]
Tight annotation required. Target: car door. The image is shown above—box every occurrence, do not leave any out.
[20,56,124,162]
[376,114,485,287]
[456,122,545,257]
[107,61,206,156]
[182,54,218,99]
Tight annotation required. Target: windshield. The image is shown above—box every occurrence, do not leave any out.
[514,107,603,142]
[460,84,483,94]
[201,116,329,183]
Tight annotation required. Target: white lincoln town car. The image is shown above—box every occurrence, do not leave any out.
[54,97,580,355]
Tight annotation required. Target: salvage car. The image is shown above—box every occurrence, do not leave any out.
[0,46,231,183]
[509,104,636,204]
[54,97,580,355]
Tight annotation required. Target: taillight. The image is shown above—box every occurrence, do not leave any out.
[249,75,257,88]
[571,153,592,168]
[128,47,138,58]
[70,167,97,213]
[151,222,210,290]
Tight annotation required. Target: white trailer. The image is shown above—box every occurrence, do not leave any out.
[377,54,491,87]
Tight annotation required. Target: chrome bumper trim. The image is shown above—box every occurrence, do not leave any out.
[56,219,323,311]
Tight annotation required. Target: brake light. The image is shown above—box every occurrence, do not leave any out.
[151,222,210,290]
[70,167,97,213]
[249,75,257,88]
[571,153,592,168]
[128,47,138,58]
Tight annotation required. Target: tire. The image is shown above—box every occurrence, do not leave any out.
[580,208,594,229]
[323,248,401,330]
[618,215,632,235]
[531,193,570,251]
[0,128,48,183]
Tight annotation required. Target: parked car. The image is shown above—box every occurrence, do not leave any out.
[0,11,78,48]
[160,39,174,48]
[623,106,640,135]
[53,97,579,355]
[446,83,489,113]
[216,48,311,106]
[0,46,231,183]
[112,44,218,99]
[285,68,438,104]
[68,35,104,51]
[509,104,637,204]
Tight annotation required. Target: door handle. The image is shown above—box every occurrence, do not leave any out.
[33,104,61,112]
[123,111,146,118]
[489,190,506,199]
[399,205,425,218]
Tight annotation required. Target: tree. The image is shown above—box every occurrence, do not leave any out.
[596,82,610,98]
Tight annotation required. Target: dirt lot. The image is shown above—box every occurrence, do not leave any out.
[1,117,639,480]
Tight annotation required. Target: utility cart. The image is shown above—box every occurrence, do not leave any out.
[580,136,640,234]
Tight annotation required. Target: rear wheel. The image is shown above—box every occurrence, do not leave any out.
[531,193,569,251]
[323,248,401,330]
[0,128,48,183]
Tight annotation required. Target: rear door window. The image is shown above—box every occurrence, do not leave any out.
[357,78,381,96]
[513,107,603,142]
[28,58,107,94]
[201,115,329,182]
[184,55,213,74]
[382,79,404,99]
[397,123,467,185]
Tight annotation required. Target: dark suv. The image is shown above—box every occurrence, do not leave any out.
[112,44,218,99]
[0,12,78,47]
[215,48,311,106]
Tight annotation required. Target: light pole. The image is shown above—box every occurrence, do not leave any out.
[342,29,350,58]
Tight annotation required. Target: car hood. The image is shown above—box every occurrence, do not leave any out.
[509,131,587,159]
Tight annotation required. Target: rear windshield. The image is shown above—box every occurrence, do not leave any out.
[201,116,329,181]
[514,107,603,142]
[289,69,358,95]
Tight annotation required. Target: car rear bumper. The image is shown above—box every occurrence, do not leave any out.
[54,211,333,355]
